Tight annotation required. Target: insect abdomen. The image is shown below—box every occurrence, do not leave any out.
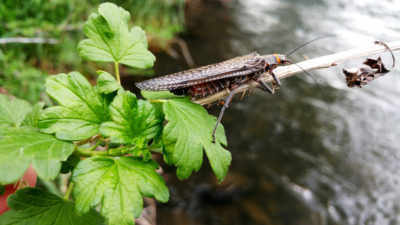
[172,75,252,98]
[171,80,227,98]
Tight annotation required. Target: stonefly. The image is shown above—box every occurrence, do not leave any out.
[136,53,288,142]
[136,37,327,142]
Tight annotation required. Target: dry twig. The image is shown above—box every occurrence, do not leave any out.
[0,37,58,45]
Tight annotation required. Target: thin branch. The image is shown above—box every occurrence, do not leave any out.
[0,37,58,45]
[64,182,74,200]
[75,147,108,157]
[195,40,400,105]
[115,62,121,84]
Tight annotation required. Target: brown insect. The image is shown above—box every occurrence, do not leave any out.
[136,53,290,142]
[136,37,329,142]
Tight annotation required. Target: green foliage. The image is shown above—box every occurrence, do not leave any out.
[161,97,231,182]
[0,127,74,184]
[0,0,185,103]
[22,103,44,128]
[0,0,72,37]
[78,2,155,69]
[97,71,122,94]
[39,72,111,140]
[100,90,163,145]
[142,90,231,181]
[0,2,231,225]
[0,188,104,225]
[0,57,47,104]
[130,0,185,47]
[72,157,169,225]
[0,95,32,128]
[142,90,179,99]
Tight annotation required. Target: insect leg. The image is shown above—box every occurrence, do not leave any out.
[257,79,274,94]
[270,71,281,86]
[211,89,239,143]
[262,58,281,86]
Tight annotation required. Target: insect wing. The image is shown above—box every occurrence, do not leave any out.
[136,53,264,91]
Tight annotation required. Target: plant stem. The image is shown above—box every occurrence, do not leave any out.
[114,62,121,84]
[64,182,74,200]
[88,141,101,151]
[75,137,92,146]
[75,147,108,157]
[149,99,167,103]
[75,146,131,157]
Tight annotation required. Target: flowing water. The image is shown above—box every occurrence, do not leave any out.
[138,1,400,224]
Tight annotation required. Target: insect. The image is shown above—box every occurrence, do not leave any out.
[136,37,329,142]
[136,53,290,142]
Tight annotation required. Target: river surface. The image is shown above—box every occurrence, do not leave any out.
[136,1,400,224]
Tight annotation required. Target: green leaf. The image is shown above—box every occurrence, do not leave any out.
[72,156,169,225]
[38,72,110,140]
[22,102,44,128]
[0,188,104,225]
[100,90,163,145]
[0,95,32,128]
[97,71,121,94]
[141,90,179,100]
[78,2,155,69]
[0,127,74,184]
[162,98,231,181]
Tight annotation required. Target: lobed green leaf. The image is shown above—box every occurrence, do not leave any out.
[0,127,74,185]
[22,102,44,128]
[38,72,110,140]
[141,90,178,100]
[97,71,121,94]
[100,90,163,145]
[161,97,231,182]
[78,2,155,69]
[0,95,32,128]
[0,188,104,225]
[72,156,169,225]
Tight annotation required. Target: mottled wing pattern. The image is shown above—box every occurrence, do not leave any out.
[136,52,265,90]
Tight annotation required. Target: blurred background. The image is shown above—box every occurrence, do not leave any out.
[1,0,400,224]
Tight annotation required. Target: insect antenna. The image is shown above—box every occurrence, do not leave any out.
[288,54,338,104]
[284,35,336,99]
[289,60,322,84]
[286,35,335,57]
